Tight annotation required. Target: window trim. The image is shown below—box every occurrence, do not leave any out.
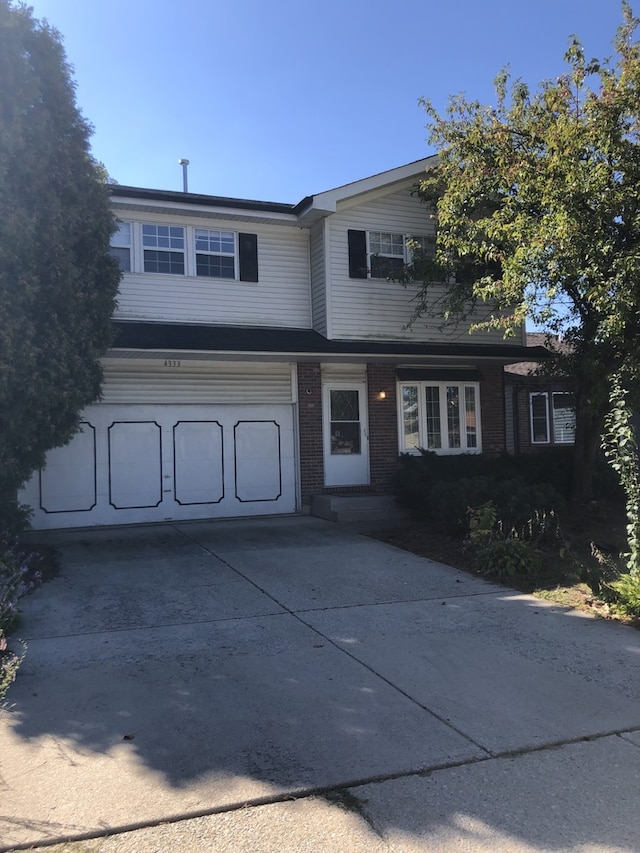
[368,231,407,279]
[530,392,550,445]
[142,223,186,275]
[109,221,132,272]
[195,227,237,280]
[398,381,482,455]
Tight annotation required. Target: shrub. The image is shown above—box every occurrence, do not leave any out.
[418,475,562,539]
[605,572,640,618]
[394,450,568,531]
[474,538,543,579]
[0,540,43,705]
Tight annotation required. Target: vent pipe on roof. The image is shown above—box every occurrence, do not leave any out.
[178,158,190,192]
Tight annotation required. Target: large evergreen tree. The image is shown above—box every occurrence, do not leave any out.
[0,1,120,525]
[412,3,640,504]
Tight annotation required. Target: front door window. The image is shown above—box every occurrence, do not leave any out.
[330,389,361,455]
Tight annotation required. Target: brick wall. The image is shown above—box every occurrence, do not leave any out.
[367,363,400,492]
[296,363,324,500]
[479,363,506,454]
[297,360,511,504]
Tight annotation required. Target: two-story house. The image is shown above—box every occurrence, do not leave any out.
[21,158,548,529]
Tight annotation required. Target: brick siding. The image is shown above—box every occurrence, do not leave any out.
[366,363,400,492]
[478,363,506,454]
[297,360,510,504]
[296,363,324,501]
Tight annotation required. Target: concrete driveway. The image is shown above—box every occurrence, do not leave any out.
[1,516,639,852]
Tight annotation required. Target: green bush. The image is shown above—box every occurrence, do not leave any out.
[394,451,565,538]
[1,540,43,705]
[475,538,543,578]
[604,572,640,618]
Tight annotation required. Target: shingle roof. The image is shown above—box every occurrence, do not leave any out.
[111,321,551,363]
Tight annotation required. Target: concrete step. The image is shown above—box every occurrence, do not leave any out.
[311,494,410,527]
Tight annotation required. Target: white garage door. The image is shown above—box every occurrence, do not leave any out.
[22,403,297,529]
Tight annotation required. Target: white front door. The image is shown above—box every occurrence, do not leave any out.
[323,383,369,486]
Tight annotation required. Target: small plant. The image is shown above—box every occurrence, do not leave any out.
[467,502,497,547]
[0,635,26,705]
[475,538,542,579]
[605,572,640,618]
[0,539,44,705]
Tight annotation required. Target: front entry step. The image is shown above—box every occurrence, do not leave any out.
[311,494,410,527]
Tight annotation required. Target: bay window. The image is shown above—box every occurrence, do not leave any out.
[399,382,481,453]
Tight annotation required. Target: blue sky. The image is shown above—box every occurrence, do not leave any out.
[26,0,628,203]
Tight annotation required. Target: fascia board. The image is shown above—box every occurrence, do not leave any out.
[306,156,438,212]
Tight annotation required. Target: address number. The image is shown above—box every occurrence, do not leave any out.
[163,360,181,368]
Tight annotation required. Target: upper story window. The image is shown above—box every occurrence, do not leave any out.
[348,229,433,279]
[109,222,131,272]
[142,224,185,274]
[399,382,481,454]
[369,232,406,278]
[195,229,235,278]
[110,222,259,281]
[529,391,575,445]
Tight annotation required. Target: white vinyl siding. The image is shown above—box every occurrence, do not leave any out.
[321,363,367,383]
[115,216,310,329]
[102,359,294,405]
[310,220,328,336]
[329,186,520,345]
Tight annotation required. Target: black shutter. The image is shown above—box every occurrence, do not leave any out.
[348,229,367,278]
[239,233,258,282]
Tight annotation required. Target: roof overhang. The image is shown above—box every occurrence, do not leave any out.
[109,321,551,366]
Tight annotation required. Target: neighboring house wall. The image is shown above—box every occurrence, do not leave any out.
[509,381,575,453]
[504,335,575,455]
[113,212,311,329]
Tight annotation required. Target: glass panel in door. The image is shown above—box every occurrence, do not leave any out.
[330,389,361,454]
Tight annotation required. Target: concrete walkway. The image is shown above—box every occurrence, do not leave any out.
[1,516,639,852]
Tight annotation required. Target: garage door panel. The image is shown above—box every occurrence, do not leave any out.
[108,421,163,509]
[173,421,224,505]
[39,423,97,514]
[234,420,282,502]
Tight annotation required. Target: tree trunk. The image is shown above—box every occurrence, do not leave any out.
[571,391,608,505]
